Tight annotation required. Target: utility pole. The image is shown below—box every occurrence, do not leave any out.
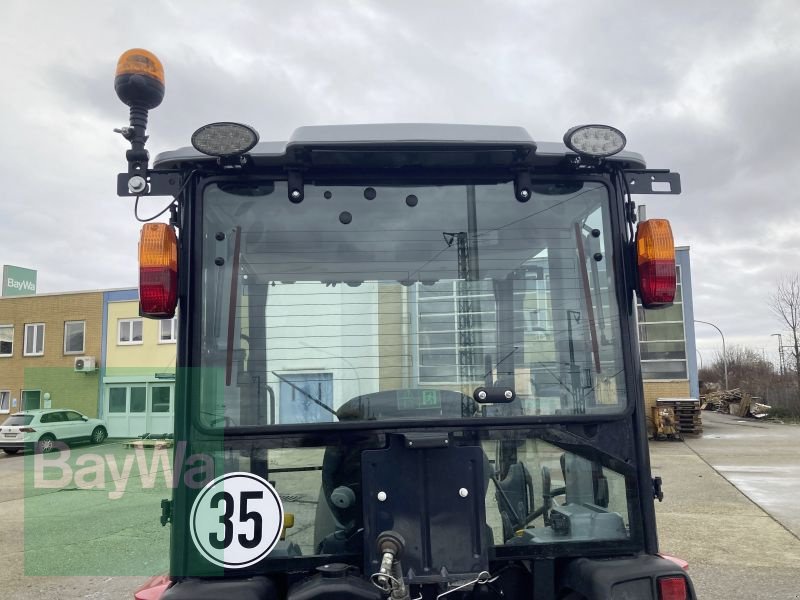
[771,333,785,375]
[447,185,481,387]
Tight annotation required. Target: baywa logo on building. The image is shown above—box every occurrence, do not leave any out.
[7,277,35,292]
[32,442,215,499]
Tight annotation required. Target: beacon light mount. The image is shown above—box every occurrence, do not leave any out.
[114,48,180,198]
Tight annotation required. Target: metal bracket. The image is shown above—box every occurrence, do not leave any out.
[652,476,664,502]
[160,498,173,526]
[473,387,516,403]
[404,432,450,449]
[514,170,533,202]
[624,170,681,195]
[117,170,182,197]
[287,169,304,203]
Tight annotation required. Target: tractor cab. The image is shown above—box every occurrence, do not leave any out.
[115,50,695,600]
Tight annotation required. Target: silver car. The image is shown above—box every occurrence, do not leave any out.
[0,409,108,454]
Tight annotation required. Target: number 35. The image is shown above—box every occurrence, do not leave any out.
[208,490,264,549]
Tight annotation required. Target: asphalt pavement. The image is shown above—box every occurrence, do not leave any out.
[651,411,800,599]
[685,411,800,538]
[0,413,797,599]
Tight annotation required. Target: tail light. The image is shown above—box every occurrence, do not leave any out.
[20,427,35,433]
[635,219,676,308]
[658,575,688,599]
[139,223,178,318]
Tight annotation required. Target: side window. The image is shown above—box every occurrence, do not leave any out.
[0,325,13,357]
[64,321,86,354]
[64,411,84,422]
[118,319,144,345]
[24,323,45,356]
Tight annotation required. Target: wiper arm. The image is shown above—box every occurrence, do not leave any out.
[574,223,601,373]
[225,226,242,386]
[271,371,338,418]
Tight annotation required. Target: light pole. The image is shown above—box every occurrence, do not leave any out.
[695,320,728,390]
[771,333,785,375]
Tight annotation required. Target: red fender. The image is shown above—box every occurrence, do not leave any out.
[658,553,690,570]
[134,574,170,600]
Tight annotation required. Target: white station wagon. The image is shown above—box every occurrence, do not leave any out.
[0,409,108,454]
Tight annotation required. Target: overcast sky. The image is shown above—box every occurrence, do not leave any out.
[1,0,798,364]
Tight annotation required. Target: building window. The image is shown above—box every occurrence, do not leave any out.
[24,323,45,356]
[22,390,41,410]
[130,387,147,413]
[151,386,172,413]
[416,280,498,385]
[415,269,552,386]
[159,317,177,343]
[64,321,86,354]
[637,265,688,380]
[0,325,12,357]
[108,388,127,412]
[118,319,143,345]
[0,391,10,414]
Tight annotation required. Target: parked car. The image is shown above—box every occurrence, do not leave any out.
[0,409,108,454]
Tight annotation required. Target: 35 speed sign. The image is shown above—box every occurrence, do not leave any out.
[190,472,284,568]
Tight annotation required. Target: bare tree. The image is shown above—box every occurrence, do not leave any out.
[699,345,772,387]
[769,275,800,398]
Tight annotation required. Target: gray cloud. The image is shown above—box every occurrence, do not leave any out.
[1,0,799,362]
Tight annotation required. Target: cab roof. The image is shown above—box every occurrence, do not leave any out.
[153,123,647,170]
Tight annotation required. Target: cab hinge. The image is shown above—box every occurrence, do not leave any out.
[652,476,664,502]
[160,498,173,526]
[624,196,637,227]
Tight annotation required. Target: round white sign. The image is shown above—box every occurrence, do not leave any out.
[190,472,284,569]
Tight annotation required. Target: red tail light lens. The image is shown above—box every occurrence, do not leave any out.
[20,427,36,433]
[139,223,178,318]
[658,575,688,599]
[635,219,676,308]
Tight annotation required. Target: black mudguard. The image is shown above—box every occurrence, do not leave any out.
[559,554,696,599]
[160,576,277,600]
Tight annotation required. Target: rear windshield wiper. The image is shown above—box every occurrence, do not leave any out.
[271,371,338,418]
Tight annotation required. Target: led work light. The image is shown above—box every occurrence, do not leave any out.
[191,122,260,158]
[563,124,626,158]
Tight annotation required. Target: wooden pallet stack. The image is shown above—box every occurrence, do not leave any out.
[656,398,702,434]
[701,388,771,418]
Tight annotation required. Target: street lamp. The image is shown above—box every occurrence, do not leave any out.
[771,333,785,375]
[694,320,728,390]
